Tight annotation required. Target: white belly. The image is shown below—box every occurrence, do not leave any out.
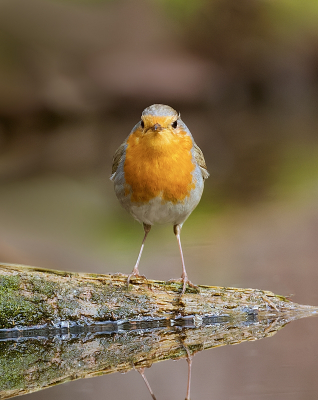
[113,162,205,227]
[128,188,203,226]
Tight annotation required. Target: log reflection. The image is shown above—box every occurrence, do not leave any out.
[0,307,316,400]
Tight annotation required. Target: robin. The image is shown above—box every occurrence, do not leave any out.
[111,104,209,294]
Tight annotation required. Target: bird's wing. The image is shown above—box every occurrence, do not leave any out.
[194,143,209,180]
[110,141,126,180]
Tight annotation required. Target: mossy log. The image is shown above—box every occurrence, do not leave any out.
[0,263,317,399]
[0,313,312,400]
[0,263,317,330]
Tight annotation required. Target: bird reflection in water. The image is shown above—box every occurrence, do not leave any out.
[136,345,194,400]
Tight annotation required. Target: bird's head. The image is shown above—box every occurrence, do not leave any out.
[140,104,180,136]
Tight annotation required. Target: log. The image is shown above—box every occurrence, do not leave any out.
[0,263,317,399]
[0,312,313,400]
[0,263,316,330]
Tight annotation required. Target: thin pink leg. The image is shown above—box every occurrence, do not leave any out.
[184,346,193,400]
[174,224,197,294]
[127,224,151,285]
[138,368,157,400]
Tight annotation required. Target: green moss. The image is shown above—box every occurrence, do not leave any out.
[0,275,53,329]
[0,275,20,291]
[97,305,113,320]
[0,341,58,391]
[56,299,79,319]
[28,276,58,298]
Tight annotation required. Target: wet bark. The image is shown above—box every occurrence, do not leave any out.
[0,262,316,330]
[0,263,317,399]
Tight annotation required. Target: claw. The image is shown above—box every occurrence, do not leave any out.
[181,276,198,295]
[168,277,199,295]
[127,271,147,287]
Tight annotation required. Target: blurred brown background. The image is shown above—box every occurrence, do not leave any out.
[1,0,318,399]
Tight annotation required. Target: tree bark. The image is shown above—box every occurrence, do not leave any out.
[0,262,316,330]
[1,263,317,399]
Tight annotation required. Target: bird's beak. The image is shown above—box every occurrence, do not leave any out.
[152,123,162,132]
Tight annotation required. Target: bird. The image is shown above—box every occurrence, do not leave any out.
[110,104,209,294]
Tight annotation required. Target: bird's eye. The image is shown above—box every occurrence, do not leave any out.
[172,120,178,129]
[141,120,144,129]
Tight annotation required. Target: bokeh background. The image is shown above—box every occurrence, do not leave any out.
[1,0,318,399]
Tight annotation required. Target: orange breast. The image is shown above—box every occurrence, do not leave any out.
[124,128,195,204]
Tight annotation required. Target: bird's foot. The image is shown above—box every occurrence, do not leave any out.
[181,276,198,295]
[127,269,147,287]
[168,276,199,295]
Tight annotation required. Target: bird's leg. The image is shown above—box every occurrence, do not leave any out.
[183,345,193,400]
[174,224,198,295]
[137,368,157,400]
[127,223,151,286]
